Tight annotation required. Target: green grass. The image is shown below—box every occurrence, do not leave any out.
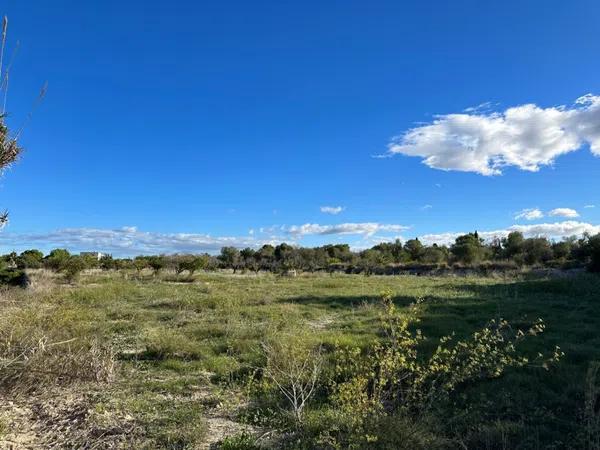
[2,271,600,448]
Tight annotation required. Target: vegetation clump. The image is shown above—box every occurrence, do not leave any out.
[255,291,562,448]
[0,262,599,448]
[6,228,600,286]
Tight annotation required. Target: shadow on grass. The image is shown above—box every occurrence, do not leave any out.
[285,294,421,309]
[283,275,600,348]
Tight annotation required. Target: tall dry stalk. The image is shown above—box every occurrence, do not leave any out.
[0,16,7,81]
[0,15,46,227]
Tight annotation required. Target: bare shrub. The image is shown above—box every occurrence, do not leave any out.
[261,336,323,426]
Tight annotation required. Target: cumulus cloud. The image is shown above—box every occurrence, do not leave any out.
[387,94,600,175]
[286,222,410,237]
[548,208,579,218]
[419,221,600,246]
[514,208,544,221]
[320,206,345,215]
[0,226,281,256]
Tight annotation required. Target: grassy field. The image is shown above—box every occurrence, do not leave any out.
[1,270,599,449]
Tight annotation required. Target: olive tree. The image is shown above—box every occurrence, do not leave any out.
[219,246,241,273]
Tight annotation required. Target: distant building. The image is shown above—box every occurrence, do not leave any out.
[80,252,110,261]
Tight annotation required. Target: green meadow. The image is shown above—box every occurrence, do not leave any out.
[1,270,599,449]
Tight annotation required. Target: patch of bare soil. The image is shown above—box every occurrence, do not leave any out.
[308,314,337,330]
[187,374,258,449]
[203,417,255,450]
[0,374,258,449]
[0,387,136,449]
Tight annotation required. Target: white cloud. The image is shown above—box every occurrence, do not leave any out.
[320,206,345,215]
[419,221,600,246]
[514,208,544,221]
[0,222,411,255]
[387,94,600,175]
[287,222,410,237]
[585,204,596,209]
[548,208,579,218]
[463,102,494,113]
[0,226,282,256]
[421,204,433,211]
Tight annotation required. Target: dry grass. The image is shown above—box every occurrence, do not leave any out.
[0,282,115,392]
[0,270,599,448]
[0,386,138,449]
[20,268,61,292]
[0,334,115,391]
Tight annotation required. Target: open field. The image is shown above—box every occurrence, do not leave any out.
[1,270,600,449]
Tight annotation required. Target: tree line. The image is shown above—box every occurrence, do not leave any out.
[2,231,600,280]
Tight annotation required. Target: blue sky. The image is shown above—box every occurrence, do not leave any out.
[1,0,600,255]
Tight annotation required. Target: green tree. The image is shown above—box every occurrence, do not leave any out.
[587,234,600,273]
[274,243,300,272]
[187,254,210,274]
[115,258,134,271]
[80,253,100,269]
[0,251,17,267]
[522,237,553,265]
[61,255,86,282]
[359,249,387,275]
[147,255,166,274]
[99,254,116,270]
[298,248,319,272]
[404,239,424,262]
[220,246,241,273]
[16,249,44,269]
[256,245,275,272]
[323,244,354,263]
[421,244,448,264]
[373,239,408,264]
[451,232,486,264]
[552,240,572,260]
[240,248,258,273]
[133,256,149,273]
[44,249,71,271]
[502,231,525,260]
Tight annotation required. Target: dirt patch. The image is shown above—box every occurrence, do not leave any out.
[202,417,255,449]
[308,315,337,330]
[0,387,136,449]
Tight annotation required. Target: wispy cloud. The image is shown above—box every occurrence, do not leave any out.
[585,204,596,209]
[0,221,411,255]
[320,206,345,215]
[548,208,579,218]
[387,94,600,175]
[419,221,600,246]
[514,208,544,221]
[286,222,410,237]
[0,227,281,256]
[463,101,494,113]
[421,204,433,211]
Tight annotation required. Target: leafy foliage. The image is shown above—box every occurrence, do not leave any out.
[321,290,562,448]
